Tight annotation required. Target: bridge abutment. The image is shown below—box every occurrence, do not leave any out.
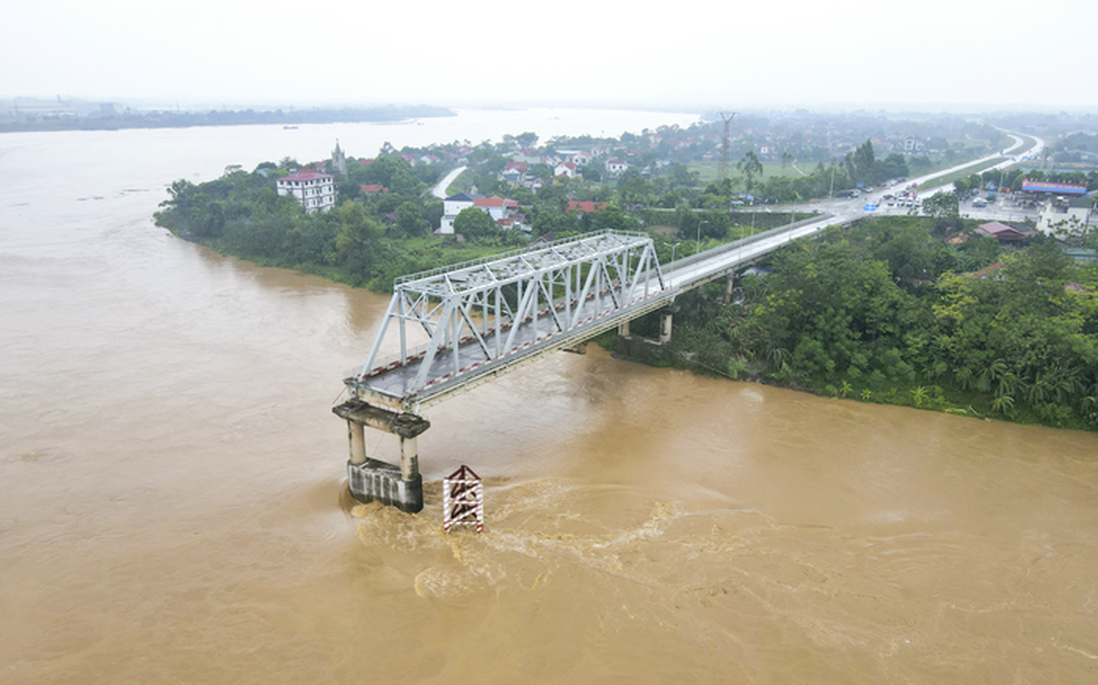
[333,400,429,513]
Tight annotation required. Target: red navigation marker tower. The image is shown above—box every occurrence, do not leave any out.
[443,465,484,533]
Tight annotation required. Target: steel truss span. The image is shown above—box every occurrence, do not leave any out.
[346,230,669,412]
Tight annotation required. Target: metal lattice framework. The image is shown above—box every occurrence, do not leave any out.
[346,230,668,410]
[443,465,484,533]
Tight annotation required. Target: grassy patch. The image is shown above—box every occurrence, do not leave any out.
[689,160,806,184]
[590,329,619,351]
[447,169,475,195]
[918,157,1007,192]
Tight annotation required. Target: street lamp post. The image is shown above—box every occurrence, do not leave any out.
[670,241,680,265]
[697,221,706,254]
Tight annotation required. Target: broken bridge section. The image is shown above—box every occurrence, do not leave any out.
[345,230,670,413]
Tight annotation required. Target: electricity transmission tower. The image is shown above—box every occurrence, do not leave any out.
[718,111,737,182]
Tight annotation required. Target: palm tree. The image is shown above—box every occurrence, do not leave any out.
[991,394,1015,414]
[839,380,852,398]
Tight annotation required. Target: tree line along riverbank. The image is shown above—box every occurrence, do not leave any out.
[610,216,1098,431]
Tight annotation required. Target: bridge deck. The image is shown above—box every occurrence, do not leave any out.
[354,283,672,406]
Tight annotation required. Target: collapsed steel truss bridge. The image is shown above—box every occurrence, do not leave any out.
[345,230,671,412]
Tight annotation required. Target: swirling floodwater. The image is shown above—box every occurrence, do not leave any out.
[1,111,1097,684]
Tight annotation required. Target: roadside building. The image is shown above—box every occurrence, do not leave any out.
[975,221,1030,246]
[276,170,336,213]
[1036,195,1093,237]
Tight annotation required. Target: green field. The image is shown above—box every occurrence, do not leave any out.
[917,157,1008,192]
[689,160,809,184]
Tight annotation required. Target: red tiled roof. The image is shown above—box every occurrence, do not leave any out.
[973,261,1004,278]
[567,201,607,213]
[474,196,508,208]
[279,170,333,182]
[976,222,1026,241]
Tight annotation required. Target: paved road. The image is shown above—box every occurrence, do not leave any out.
[432,166,467,199]
[780,132,1045,224]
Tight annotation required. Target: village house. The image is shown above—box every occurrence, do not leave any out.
[438,193,524,234]
[974,221,1029,246]
[474,196,520,223]
[276,170,335,214]
[556,150,592,166]
[566,201,607,214]
[606,158,629,175]
[554,162,579,178]
[359,184,388,195]
[438,191,481,234]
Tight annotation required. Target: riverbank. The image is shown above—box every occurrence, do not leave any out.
[602,216,1098,433]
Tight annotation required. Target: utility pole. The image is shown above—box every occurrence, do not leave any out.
[718,111,736,183]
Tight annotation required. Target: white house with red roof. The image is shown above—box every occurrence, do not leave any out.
[556,150,592,166]
[474,196,520,222]
[606,158,629,175]
[439,194,524,234]
[439,192,482,234]
[554,162,578,178]
[276,170,335,213]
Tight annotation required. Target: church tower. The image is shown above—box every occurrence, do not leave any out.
[331,140,348,176]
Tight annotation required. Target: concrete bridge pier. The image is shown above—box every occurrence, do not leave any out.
[614,304,679,359]
[333,399,430,513]
[659,307,674,344]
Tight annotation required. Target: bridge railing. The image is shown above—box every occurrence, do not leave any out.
[665,213,833,274]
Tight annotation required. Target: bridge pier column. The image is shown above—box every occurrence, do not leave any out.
[333,400,429,514]
[723,276,735,305]
[618,319,630,337]
[400,436,419,481]
[659,309,673,344]
[348,420,366,465]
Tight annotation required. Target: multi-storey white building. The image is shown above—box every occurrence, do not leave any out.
[276,170,336,213]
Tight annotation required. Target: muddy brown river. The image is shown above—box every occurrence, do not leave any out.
[2,113,1097,683]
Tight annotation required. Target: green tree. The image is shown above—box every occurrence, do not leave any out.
[393,201,428,237]
[923,192,960,223]
[453,207,496,239]
[852,139,875,183]
[737,151,763,195]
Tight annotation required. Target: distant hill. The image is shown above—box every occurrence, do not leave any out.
[0,104,455,133]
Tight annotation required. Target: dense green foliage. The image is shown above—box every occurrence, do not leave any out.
[153,160,514,291]
[660,217,1098,430]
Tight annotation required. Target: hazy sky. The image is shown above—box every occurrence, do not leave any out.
[4,0,1095,111]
